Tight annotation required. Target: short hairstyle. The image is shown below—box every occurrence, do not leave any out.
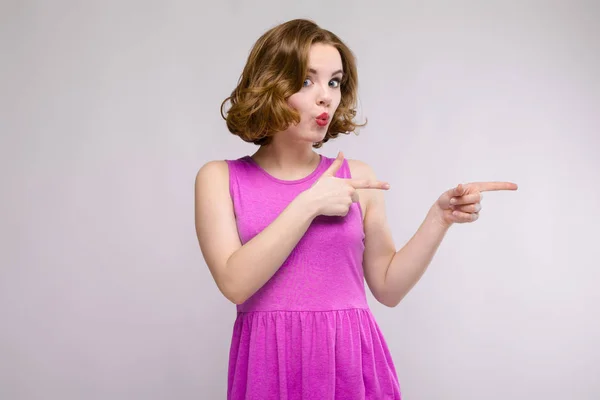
[220,19,365,148]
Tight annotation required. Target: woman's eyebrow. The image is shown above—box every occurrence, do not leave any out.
[308,68,344,76]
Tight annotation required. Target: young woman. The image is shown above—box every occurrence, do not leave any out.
[195,18,517,400]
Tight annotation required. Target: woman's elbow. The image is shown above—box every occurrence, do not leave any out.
[218,274,250,305]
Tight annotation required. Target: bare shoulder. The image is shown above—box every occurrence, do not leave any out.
[346,158,378,180]
[194,159,233,221]
[194,159,233,234]
[195,160,229,187]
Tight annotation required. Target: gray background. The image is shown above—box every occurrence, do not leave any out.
[2,0,599,399]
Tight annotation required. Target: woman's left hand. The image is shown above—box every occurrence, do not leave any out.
[435,181,518,227]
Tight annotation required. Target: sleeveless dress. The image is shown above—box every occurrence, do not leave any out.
[225,154,402,400]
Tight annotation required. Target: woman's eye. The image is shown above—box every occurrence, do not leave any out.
[329,79,341,88]
[303,79,312,87]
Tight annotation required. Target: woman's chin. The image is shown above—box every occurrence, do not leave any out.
[307,130,328,143]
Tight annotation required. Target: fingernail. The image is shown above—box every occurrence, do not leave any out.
[450,198,456,204]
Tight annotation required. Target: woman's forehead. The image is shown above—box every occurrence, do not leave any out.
[307,44,343,73]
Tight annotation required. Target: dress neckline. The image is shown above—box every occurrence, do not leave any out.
[243,154,326,185]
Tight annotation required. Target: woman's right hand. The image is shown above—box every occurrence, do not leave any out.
[301,152,391,217]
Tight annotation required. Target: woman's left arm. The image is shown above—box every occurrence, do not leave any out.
[348,159,518,308]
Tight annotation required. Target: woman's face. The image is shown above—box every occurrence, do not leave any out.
[285,43,343,143]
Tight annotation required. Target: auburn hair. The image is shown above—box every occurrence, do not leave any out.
[220,19,365,148]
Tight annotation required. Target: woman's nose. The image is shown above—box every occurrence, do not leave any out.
[317,89,332,106]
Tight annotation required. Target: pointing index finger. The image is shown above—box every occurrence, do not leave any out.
[472,181,519,192]
[348,179,390,190]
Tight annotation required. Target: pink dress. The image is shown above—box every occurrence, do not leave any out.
[225,154,402,399]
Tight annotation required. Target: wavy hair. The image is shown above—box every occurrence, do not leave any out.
[220,19,365,148]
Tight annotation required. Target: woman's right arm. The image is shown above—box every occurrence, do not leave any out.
[194,160,318,305]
